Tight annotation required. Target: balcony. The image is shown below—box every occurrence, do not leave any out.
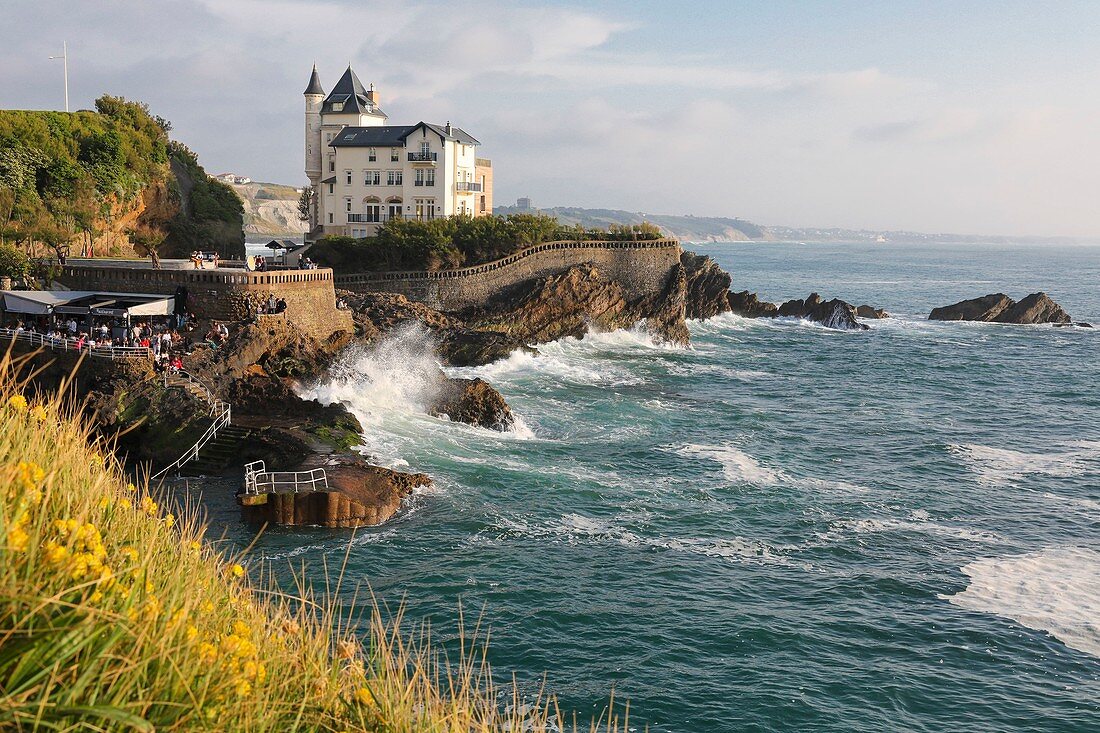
[347,214,381,223]
[456,181,483,193]
[413,179,436,187]
[408,151,437,162]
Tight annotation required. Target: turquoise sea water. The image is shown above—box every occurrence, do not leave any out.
[218,242,1099,731]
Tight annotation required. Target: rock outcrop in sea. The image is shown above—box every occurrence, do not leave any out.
[928,292,1073,324]
[727,290,880,330]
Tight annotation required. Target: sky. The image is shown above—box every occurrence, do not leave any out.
[1,0,1099,237]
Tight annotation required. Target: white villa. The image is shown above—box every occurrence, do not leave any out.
[303,65,493,241]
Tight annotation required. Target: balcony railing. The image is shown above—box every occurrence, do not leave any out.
[413,179,436,187]
[408,151,437,162]
[456,181,483,193]
[348,213,383,223]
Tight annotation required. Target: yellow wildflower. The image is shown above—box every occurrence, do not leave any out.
[126,483,137,493]
[30,404,48,422]
[232,620,250,636]
[198,642,218,665]
[188,540,201,553]
[228,563,245,579]
[164,513,175,528]
[200,600,216,615]
[234,679,252,698]
[7,394,28,412]
[186,624,199,641]
[140,495,158,516]
[355,686,376,707]
[44,540,68,565]
[118,497,132,510]
[7,526,29,552]
[120,546,139,564]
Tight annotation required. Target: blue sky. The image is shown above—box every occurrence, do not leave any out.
[2,0,1098,236]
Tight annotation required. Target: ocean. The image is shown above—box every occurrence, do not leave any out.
[212,242,1100,731]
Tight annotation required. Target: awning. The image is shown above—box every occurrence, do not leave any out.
[2,290,174,318]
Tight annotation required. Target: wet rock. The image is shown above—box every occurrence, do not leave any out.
[727,290,779,318]
[856,304,890,319]
[429,377,515,431]
[777,293,869,330]
[681,250,732,320]
[438,329,531,367]
[929,292,1071,324]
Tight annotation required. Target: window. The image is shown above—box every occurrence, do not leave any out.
[388,203,402,220]
[390,149,400,162]
[365,204,381,223]
[368,148,377,162]
[329,159,335,172]
[345,170,353,185]
[364,170,380,186]
[387,170,403,186]
[414,198,436,221]
[414,169,424,187]
[480,195,486,212]
[420,141,431,156]
[344,198,352,212]
[425,170,435,187]
[327,183,334,194]
[328,213,333,224]
[343,133,355,140]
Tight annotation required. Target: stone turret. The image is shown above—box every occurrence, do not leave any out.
[304,65,324,214]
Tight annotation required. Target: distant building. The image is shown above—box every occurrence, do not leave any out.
[516,197,533,211]
[214,173,252,185]
[303,65,493,240]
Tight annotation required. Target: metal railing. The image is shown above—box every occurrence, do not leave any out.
[242,460,329,496]
[0,328,152,360]
[152,370,232,480]
[456,181,483,192]
[408,151,438,162]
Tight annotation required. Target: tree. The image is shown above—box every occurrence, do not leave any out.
[297,186,314,222]
[0,243,29,280]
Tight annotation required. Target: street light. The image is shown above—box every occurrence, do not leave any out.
[48,41,69,113]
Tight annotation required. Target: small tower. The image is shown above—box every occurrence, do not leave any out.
[304,65,325,191]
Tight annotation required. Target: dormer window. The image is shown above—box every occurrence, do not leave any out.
[343,133,355,140]
[332,102,344,112]
[368,148,376,162]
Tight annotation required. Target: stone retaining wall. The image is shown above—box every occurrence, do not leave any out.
[334,238,682,311]
[55,265,352,338]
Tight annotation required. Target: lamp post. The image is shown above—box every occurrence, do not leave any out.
[48,41,69,113]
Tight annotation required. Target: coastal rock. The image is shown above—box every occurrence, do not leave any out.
[994,292,1071,325]
[928,294,1014,322]
[464,264,635,343]
[239,455,431,528]
[929,292,1072,324]
[727,290,779,318]
[429,377,515,431]
[437,329,530,367]
[856,304,890,319]
[777,293,869,330]
[680,250,732,320]
[628,262,690,345]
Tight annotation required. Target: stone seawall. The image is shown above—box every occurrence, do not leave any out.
[334,239,683,311]
[55,265,352,338]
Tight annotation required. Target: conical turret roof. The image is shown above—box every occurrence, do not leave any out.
[321,66,386,118]
[303,64,324,96]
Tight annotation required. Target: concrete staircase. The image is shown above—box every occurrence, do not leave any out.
[179,425,252,477]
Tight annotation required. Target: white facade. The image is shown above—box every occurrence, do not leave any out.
[303,66,490,240]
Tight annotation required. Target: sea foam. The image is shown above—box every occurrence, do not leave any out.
[950,441,1100,486]
[944,547,1100,658]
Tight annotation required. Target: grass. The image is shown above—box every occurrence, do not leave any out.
[0,350,630,732]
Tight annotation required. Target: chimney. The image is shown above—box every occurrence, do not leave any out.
[445,120,453,136]
[365,83,380,108]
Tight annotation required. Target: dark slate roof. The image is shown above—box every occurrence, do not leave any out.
[321,175,336,184]
[330,125,417,147]
[329,122,480,148]
[321,66,386,118]
[304,65,324,96]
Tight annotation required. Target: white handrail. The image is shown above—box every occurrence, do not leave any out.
[0,328,152,360]
[243,459,329,496]
[152,370,232,479]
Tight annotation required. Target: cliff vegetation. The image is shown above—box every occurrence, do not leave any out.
[0,96,243,263]
[0,355,627,731]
